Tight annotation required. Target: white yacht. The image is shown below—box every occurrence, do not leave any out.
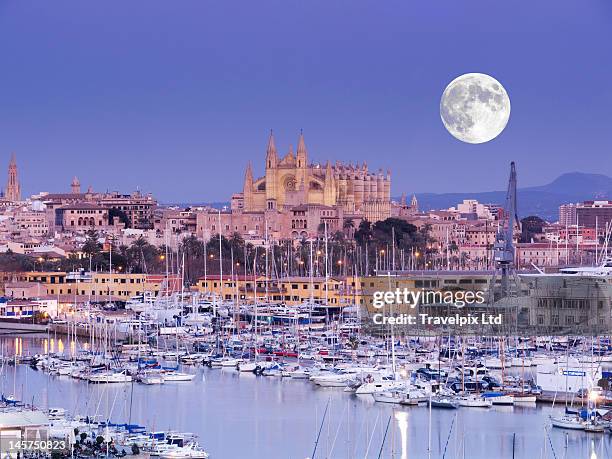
[162,371,196,382]
[550,414,586,430]
[88,370,132,383]
[457,395,492,408]
[355,378,407,395]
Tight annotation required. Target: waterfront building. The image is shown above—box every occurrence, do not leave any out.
[0,297,59,318]
[15,271,181,302]
[348,271,493,315]
[0,410,49,443]
[195,274,347,305]
[4,281,47,299]
[519,273,612,334]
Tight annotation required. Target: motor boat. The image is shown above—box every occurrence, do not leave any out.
[355,378,406,395]
[159,443,209,459]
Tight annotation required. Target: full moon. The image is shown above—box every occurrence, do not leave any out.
[440,73,510,144]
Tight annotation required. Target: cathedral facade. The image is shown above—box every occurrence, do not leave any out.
[238,132,391,223]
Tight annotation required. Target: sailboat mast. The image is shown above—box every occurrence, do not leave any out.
[218,209,223,302]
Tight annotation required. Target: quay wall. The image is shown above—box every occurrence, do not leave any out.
[0,321,48,334]
[49,322,132,341]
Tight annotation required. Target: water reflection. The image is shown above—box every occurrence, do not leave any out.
[395,410,408,459]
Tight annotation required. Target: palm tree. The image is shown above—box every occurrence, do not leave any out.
[343,218,355,238]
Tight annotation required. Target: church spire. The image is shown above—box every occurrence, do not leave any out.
[244,162,253,186]
[266,130,277,168]
[297,130,308,168]
[243,162,254,211]
[411,193,419,211]
[6,152,20,202]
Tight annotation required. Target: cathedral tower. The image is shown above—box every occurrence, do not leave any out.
[6,153,20,202]
[243,162,253,210]
[71,176,81,194]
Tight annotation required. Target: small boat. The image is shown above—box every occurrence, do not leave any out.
[398,389,428,406]
[159,445,209,459]
[288,368,311,379]
[141,374,165,385]
[88,371,132,384]
[162,371,195,382]
[513,394,537,403]
[550,414,585,430]
[482,392,515,405]
[457,395,492,408]
[237,361,260,372]
[428,396,459,409]
[355,379,405,395]
[372,391,403,404]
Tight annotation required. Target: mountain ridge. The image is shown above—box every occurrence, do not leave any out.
[411,172,612,221]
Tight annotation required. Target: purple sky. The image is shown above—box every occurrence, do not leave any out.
[1,1,611,202]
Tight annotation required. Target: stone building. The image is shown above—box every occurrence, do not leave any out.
[236,132,391,223]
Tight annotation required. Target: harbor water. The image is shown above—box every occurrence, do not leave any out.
[1,336,611,459]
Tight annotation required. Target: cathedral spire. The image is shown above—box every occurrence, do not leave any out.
[266,130,277,168]
[244,162,253,185]
[243,162,254,211]
[6,152,20,202]
[297,130,308,168]
[411,193,419,211]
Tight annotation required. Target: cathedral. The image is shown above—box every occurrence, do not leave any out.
[239,132,391,223]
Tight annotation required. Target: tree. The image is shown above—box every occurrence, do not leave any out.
[354,220,372,246]
[109,207,130,227]
[343,218,355,237]
[82,229,102,257]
